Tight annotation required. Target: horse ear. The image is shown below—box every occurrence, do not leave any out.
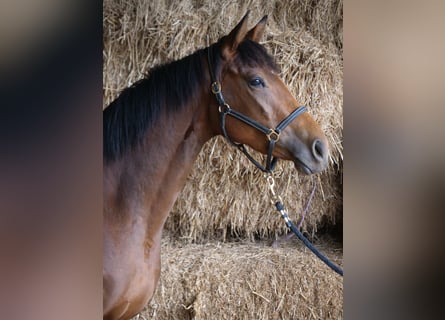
[246,15,268,42]
[221,11,250,60]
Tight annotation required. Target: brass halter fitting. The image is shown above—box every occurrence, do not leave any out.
[218,103,231,114]
[211,82,221,94]
[266,129,280,142]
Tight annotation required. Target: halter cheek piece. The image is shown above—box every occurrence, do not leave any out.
[207,46,307,173]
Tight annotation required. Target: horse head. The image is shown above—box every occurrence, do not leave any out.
[209,12,329,174]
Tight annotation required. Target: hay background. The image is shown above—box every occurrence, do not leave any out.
[103,0,343,318]
[143,237,343,320]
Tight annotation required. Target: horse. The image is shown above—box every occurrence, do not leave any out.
[103,12,329,320]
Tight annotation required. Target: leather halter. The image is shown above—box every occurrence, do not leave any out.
[207,46,307,173]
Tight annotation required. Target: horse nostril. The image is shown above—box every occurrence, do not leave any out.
[312,139,325,161]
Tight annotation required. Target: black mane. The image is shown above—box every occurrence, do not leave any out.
[103,47,207,162]
[103,39,278,162]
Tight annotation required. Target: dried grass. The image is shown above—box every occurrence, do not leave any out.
[103,0,342,241]
[140,237,343,319]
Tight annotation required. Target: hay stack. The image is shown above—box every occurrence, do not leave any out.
[140,238,343,319]
[103,0,343,240]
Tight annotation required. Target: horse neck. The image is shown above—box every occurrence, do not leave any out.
[104,83,216,239]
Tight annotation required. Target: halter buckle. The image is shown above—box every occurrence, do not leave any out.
[266,129,280,142]
[211,82,221,94]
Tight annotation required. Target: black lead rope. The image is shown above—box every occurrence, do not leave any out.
[267,175,343,276]
[276,201,344,276]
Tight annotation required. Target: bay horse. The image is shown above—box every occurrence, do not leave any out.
[103,12,329,320]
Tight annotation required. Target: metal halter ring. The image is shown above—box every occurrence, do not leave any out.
[218,103,231,114]
[211,82,221,94]
[266,129,280,142]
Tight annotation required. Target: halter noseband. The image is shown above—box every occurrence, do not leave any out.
[207,46,307,173]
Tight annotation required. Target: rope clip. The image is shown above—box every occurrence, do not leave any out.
[265,174,282,204]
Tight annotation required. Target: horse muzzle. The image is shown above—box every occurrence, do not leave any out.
[289,137,330,175]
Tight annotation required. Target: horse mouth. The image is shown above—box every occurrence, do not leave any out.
[293,159,313,175]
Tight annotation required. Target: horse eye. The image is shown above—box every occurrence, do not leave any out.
[249,77,265,88]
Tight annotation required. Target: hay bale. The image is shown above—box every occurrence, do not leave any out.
[167,153,342,241]
[103,0,343,241]
[138,238,343,319]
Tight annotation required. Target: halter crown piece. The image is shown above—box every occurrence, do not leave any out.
[207,45,307,173]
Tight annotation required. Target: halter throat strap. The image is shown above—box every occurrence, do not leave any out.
[207,46,307,173]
